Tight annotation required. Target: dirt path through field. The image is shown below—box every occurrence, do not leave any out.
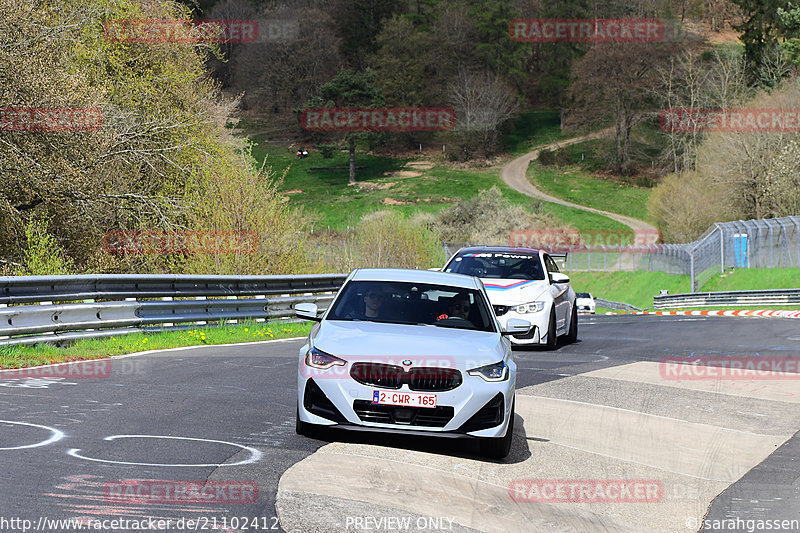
[500,131,658,234]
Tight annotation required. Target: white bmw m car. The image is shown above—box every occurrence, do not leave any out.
[293,268,530,458]
[442,247,578,348]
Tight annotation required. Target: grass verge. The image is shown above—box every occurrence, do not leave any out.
[569,268,800,310]
[503,110,566,156]
[566,271,691,310]
[702,268,800,292]
[529,162,653,224]
[0,320,312,369]
[252,136,630,234]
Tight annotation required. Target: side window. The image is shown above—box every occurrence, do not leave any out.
[544,255,559,274]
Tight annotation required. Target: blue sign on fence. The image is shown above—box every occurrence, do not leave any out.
[733,233,748,267]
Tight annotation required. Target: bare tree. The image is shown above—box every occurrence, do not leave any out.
[448,70,519,159]
[657,46,750,173]
[567,42,680,174]
[696,82,800,219]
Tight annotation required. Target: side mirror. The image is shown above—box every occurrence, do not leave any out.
[550,272,570,284]
[295,302,321,322]
[501,318,532,336]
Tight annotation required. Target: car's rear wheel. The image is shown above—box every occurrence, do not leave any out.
[565,305,578,343]
[544,310,557,350]
[479,398,515,459]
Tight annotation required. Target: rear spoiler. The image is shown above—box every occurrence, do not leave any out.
[549,252,568,260]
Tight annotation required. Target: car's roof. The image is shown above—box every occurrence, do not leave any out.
[350,268,480,289]
[454,246,542,256]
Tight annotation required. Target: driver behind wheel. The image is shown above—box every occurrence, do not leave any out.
[437,292,471,321]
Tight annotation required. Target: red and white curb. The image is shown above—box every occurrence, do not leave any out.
[606,310,800,319]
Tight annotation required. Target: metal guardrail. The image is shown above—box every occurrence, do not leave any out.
[0,274,348,347]
[594,298,642,312]
[0,274,346,304]
[653,288,800,309]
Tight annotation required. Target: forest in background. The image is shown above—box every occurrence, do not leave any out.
[2,0,800,275]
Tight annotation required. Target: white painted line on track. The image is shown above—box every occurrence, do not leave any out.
[0,420,65,450]
[67,435,264,467]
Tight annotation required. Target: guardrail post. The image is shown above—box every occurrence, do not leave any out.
[0,302,6,341]
[255,294,266,322]
[162,296,174,327]
[227,295,238,324]
[195,296,207,326]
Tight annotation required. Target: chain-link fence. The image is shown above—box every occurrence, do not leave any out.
[695,216,800,289]
[442,215,800,291]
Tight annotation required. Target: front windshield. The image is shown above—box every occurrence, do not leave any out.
[444,252,546,280]
[327,280,495,332]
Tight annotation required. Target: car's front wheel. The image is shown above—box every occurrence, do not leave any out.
[295,406,317,438]
[544,310,557,350]
[479,398,515,459]
[565,304,578,343]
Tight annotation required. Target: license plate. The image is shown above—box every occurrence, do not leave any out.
[372,390,437,408]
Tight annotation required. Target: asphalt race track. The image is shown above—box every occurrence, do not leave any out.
[2,315,799,533]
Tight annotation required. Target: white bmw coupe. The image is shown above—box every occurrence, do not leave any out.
[294,268,530,458]
[442,247,578,349]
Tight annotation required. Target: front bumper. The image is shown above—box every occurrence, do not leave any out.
[496,308,551,345]
[297,365,515,438]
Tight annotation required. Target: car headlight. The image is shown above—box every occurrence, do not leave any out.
[305,347,346,370]
[513,301,545,314]
[468,360,509,382]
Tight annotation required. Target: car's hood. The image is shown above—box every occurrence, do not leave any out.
[481,278,550,305]
[313,320,506,368]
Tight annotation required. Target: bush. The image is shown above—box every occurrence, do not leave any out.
[647,171,731,243]
[314,143,337,159]
[555,147,573,166]
[353,211,445,269]
[537,148,556,166]
[14,218,75,275]
[317,211,446,271]
[433,186,555,245]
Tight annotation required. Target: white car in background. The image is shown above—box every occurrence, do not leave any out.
[442,247,577,349]
[575,292,596,314]
[294,268,529,458]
